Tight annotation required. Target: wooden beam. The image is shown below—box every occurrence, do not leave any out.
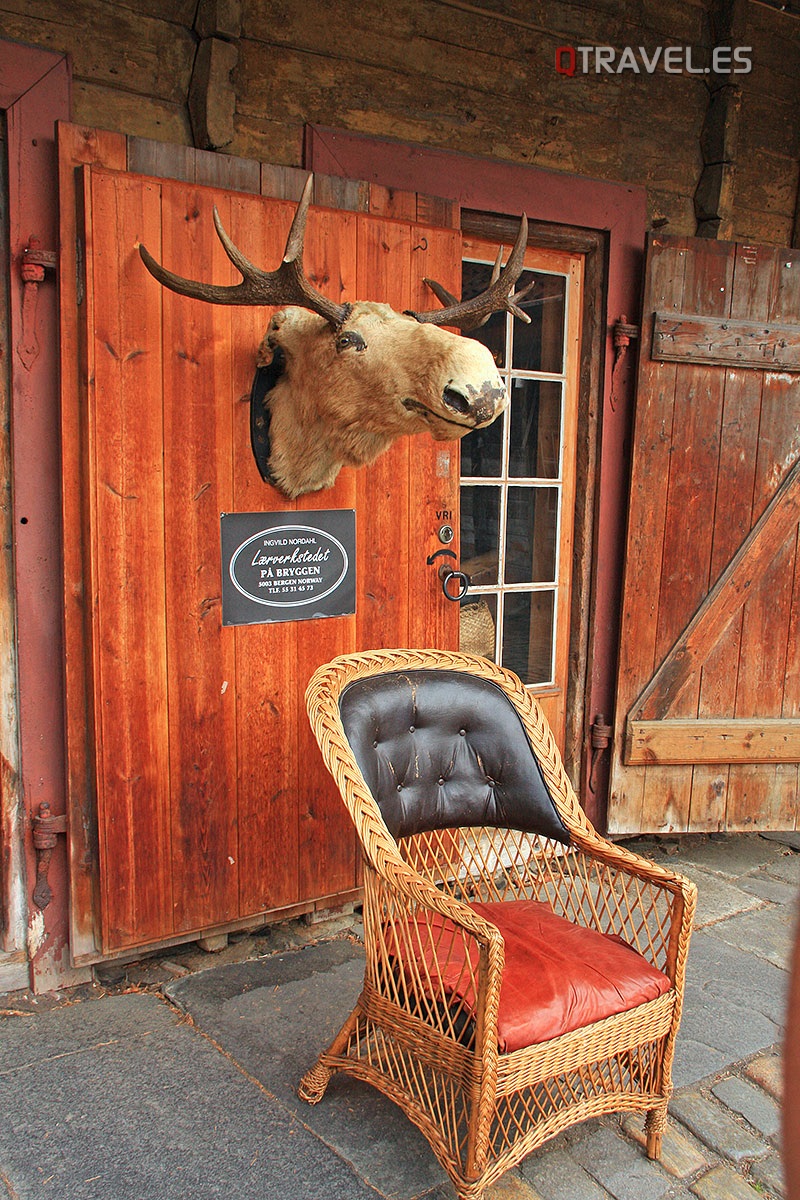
[694,0,747,239]
[634,455,800,721]
[652,311,800,371]
[626,718,800,765]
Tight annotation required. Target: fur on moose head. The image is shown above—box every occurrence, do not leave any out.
[138,176,534,499]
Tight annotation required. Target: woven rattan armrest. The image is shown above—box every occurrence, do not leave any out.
[566,830,697,984]
[572,830,696,900]
[365,849,507,1046]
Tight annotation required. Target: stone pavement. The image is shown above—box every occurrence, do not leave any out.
[0,832,796,1200]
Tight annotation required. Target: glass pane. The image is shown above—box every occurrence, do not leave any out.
[460,486,500,586]
[508,379,562,478]
[462,260,506,369]
[460,413,504,478]
[505,486,558,584]
[459,592,497,661]
[502,590,555,685]
[511,272,566,375]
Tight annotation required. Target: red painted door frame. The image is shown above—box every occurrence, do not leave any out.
[305,125,647,821]
[1,40,79,991]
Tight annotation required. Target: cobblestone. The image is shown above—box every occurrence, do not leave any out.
[521,1147,611,1200]
[690,1164,765,1200]
[749,1149,785,1197]
[669,1092,768,1164]
[486,1172,545,1199]
[570,1126,673,1200]
[711,1075,781,1139]
[745,1052,783,1102]
[621,1114,711,1179]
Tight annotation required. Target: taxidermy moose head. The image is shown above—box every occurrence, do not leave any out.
[138,176,533,499]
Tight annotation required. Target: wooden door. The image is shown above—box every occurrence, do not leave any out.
[608,234,800,835]
[60,133,461,960]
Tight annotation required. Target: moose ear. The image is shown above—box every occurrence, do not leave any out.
[249,350,285,484]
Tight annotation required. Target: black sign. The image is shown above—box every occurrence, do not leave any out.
[221,510,356,626]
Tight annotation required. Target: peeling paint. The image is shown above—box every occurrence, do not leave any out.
[27,909,46,958]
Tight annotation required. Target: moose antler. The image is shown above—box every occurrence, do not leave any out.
[137,174,351,329]
[409,215,535,332]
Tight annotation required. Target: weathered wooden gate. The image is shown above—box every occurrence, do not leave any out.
[609,234,800,834]
[58,125,461,961]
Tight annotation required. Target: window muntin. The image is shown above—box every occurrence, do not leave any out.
[459,258,570,688]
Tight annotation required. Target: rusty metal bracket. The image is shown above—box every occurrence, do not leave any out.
[31,801,67,910]
[609,315,639,412]
[17,237,57,371]
[589,714,613,794]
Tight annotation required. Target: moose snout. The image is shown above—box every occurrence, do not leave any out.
[442,380,507,427]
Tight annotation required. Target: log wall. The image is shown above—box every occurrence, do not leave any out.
[0,0,797,245]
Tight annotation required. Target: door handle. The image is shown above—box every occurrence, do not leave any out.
[440,568,470,601]
[426,548,470,602]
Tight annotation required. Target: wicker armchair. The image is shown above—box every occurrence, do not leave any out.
[299,650,696,1200]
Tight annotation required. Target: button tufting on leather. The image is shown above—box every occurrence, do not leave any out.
[338,668,571,844]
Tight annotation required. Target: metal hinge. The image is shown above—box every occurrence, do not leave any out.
[589,714,613,794]
[609,315,640,412]
[17,237,57,371]
[31,801,67,910]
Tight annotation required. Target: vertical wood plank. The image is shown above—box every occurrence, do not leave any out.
[160,183,239,932]
[58,127,127,958]
[231,194,304,916]
[89,169,172,949]
[778,257,800,829]
[405,222,462,652]
[641,239,733,832]
[690,243,774,828]
[296,201,359,902]
[368,184,417,221]
[769,251,800,828]
[728,247,800,828]
[608,237,687,834]
[355,213,414,651]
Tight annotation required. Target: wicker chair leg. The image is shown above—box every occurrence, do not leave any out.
[645,1101,668,1159]
[298,1003,363,1104]
[455,1182,486,1200]
[298,1058,335,1104]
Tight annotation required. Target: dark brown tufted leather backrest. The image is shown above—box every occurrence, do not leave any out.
[338,669,570,844]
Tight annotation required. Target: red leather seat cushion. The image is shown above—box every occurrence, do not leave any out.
[401,899,671,1053]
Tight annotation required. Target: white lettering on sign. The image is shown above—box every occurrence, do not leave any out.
[229,524,349,608]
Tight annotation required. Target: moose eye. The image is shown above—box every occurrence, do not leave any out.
[335,330,367,354]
